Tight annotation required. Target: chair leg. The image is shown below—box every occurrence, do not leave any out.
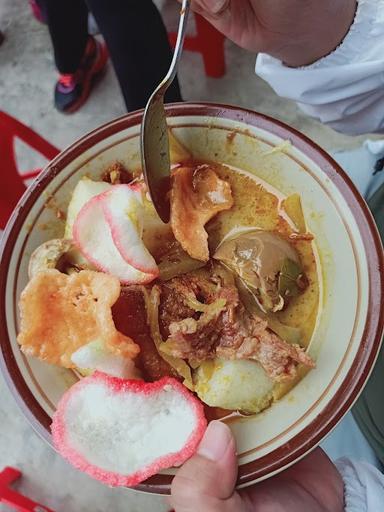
[194,14,226,78]
[0,467,55,511]
[0,111,59,228]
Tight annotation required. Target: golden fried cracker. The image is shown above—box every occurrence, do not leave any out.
[18,269,139,367]
[171,166,233,262]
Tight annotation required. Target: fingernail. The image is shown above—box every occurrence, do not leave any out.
[197,420,232,461]
[202,0,229,15]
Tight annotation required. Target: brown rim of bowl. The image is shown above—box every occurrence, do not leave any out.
[1,103,383,494]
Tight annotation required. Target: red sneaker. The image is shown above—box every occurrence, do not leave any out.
[29,0,46,24]
[54,36,108,114]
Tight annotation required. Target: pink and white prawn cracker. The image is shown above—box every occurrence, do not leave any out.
[73,184,158,284]
[103,185,158,274]
[51,373,207,487]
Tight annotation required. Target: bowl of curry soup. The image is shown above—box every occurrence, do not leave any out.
[1,103,383,492]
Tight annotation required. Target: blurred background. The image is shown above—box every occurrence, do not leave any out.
[0,0,374,510]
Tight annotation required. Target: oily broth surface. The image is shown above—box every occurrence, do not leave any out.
[207,162,320,351]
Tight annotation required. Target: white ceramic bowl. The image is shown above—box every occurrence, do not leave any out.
[1,104,383,493]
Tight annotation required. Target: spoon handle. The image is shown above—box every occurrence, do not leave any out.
[161,0,191,90]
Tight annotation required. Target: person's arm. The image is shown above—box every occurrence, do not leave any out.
[187,0,384,135]
[256,0,384,135]
[185,0,357,68]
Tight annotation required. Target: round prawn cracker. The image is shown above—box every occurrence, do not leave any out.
[103,184,158,275]
[73,184,158,285]
[52,373,207,487]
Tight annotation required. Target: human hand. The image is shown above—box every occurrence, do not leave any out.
[182,0,357,67]
[170,420,344,512]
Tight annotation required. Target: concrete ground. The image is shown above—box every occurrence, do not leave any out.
[0,0,375,511]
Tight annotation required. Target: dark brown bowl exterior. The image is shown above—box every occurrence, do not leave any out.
[1,103,383,494]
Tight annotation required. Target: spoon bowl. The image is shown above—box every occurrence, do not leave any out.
[141,0,191,223]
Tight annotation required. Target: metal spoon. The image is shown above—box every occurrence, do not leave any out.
[141,0,191,223]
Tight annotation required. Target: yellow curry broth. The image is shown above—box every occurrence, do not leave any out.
[206,162,320,351]
[133,160,319,412]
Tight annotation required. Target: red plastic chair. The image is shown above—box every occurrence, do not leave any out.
[169,13,226,78]
[0,467,55,511]
[0,111,60,229]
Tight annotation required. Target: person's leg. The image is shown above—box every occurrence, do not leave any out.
[87,0,182,111]
[38,0,108,113]
[38,0,89,74]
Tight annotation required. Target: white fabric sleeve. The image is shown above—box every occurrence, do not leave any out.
[335,458,384,511]
[255,0,384,135]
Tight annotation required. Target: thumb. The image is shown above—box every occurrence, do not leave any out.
[170,420,245,512]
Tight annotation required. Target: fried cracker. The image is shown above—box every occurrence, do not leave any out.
[17,269,139,368]
[170,166,233,262]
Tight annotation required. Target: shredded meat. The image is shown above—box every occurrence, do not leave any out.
[159,272,314,382]
[159,276,198,338]
[169,316,222,361]
[170,165,233,262]
[215,311,314,382]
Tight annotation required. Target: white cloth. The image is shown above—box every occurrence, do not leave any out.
[336,459,384,512]
[256,0,384,135]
